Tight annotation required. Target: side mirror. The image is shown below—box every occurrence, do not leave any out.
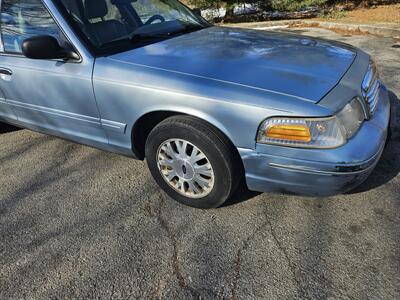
[192,8,202,17]
[22,35,79,61]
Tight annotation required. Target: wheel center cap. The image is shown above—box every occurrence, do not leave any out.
[174,159,194,180]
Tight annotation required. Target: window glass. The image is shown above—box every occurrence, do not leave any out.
[131,0,188,24]
[95,0,122,23]
[0,0,68,54]
[56,0,209,52]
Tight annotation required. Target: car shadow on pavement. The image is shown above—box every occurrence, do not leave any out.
[349,90,400,194]
[223,178,261,207]
[0,122,21,134]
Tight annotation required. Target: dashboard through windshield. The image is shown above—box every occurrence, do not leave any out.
[56,0,209,54]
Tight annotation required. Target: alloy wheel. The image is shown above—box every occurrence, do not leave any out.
[156,138,215,198]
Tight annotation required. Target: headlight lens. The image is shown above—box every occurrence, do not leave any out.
[257,98,365,149]
[336,97,365,138]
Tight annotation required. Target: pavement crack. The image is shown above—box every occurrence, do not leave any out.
[263,202,306,299]
[152,192,201,299]
[231,220,268,300]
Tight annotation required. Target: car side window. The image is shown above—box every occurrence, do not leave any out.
[0,0,69,54]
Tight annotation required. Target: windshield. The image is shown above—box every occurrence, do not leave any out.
[56,0,209,53]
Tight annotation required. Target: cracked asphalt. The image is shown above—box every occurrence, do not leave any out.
[1,28,400,299]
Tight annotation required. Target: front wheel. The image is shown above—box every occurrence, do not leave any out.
[145,116,241,208]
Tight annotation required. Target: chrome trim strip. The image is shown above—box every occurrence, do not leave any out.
[369,84,380,112]
[362,64,374,91]
[269,161,376,175]
[366,80,379,99]
[3,98,127,134]
[269,144,384,175]
[101,119,127,133]
[6,99,101,127]
[362,62,380,116]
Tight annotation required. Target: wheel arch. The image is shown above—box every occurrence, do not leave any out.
[131,109,237,161]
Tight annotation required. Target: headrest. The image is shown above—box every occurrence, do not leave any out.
[84,0,108,19]
[60,0,83,19]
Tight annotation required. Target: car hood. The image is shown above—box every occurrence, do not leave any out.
[108,26,356,103]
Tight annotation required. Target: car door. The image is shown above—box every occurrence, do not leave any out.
[0,0,107,146]
[0,6,17,122]
[0,67,17,122]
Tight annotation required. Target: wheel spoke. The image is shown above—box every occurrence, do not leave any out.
[162,143,176,159]
[175,179,184,192]
[176,140,188,157]
[194,164,212,177]
[187,181,200,195]
[190,148,198,160]
[194,175,210,188]
[190,151,206,164]
[158,158,173,168]
[165,170,177,181]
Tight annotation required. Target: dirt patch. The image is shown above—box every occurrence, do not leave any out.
[288,22,372,36]
[314,4,400,25]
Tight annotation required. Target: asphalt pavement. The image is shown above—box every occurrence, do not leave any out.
[1,27,399,299]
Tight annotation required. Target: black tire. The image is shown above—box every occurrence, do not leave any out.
[145,115,241,208]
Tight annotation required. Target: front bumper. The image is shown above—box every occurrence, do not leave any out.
[239,85,391,196]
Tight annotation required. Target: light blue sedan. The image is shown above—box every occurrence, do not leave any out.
[0,0,391,208]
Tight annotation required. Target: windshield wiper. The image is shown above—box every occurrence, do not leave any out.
[98,22,207,47]
[129,22,206,43]
[180,23,205,33]
[130,32,172,43]
[98,32,171,47]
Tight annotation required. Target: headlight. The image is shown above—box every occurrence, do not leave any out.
[257,98,365,149]
[336,97,365,138]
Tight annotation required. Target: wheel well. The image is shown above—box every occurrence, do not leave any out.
[132,111,183,160]
[131,112,242,166]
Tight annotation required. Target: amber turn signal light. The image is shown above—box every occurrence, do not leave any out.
[265,124,311,142]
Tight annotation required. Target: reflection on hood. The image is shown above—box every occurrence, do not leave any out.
[110,26,356,102]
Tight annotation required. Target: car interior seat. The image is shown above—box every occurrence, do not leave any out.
[82,0,131,46]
